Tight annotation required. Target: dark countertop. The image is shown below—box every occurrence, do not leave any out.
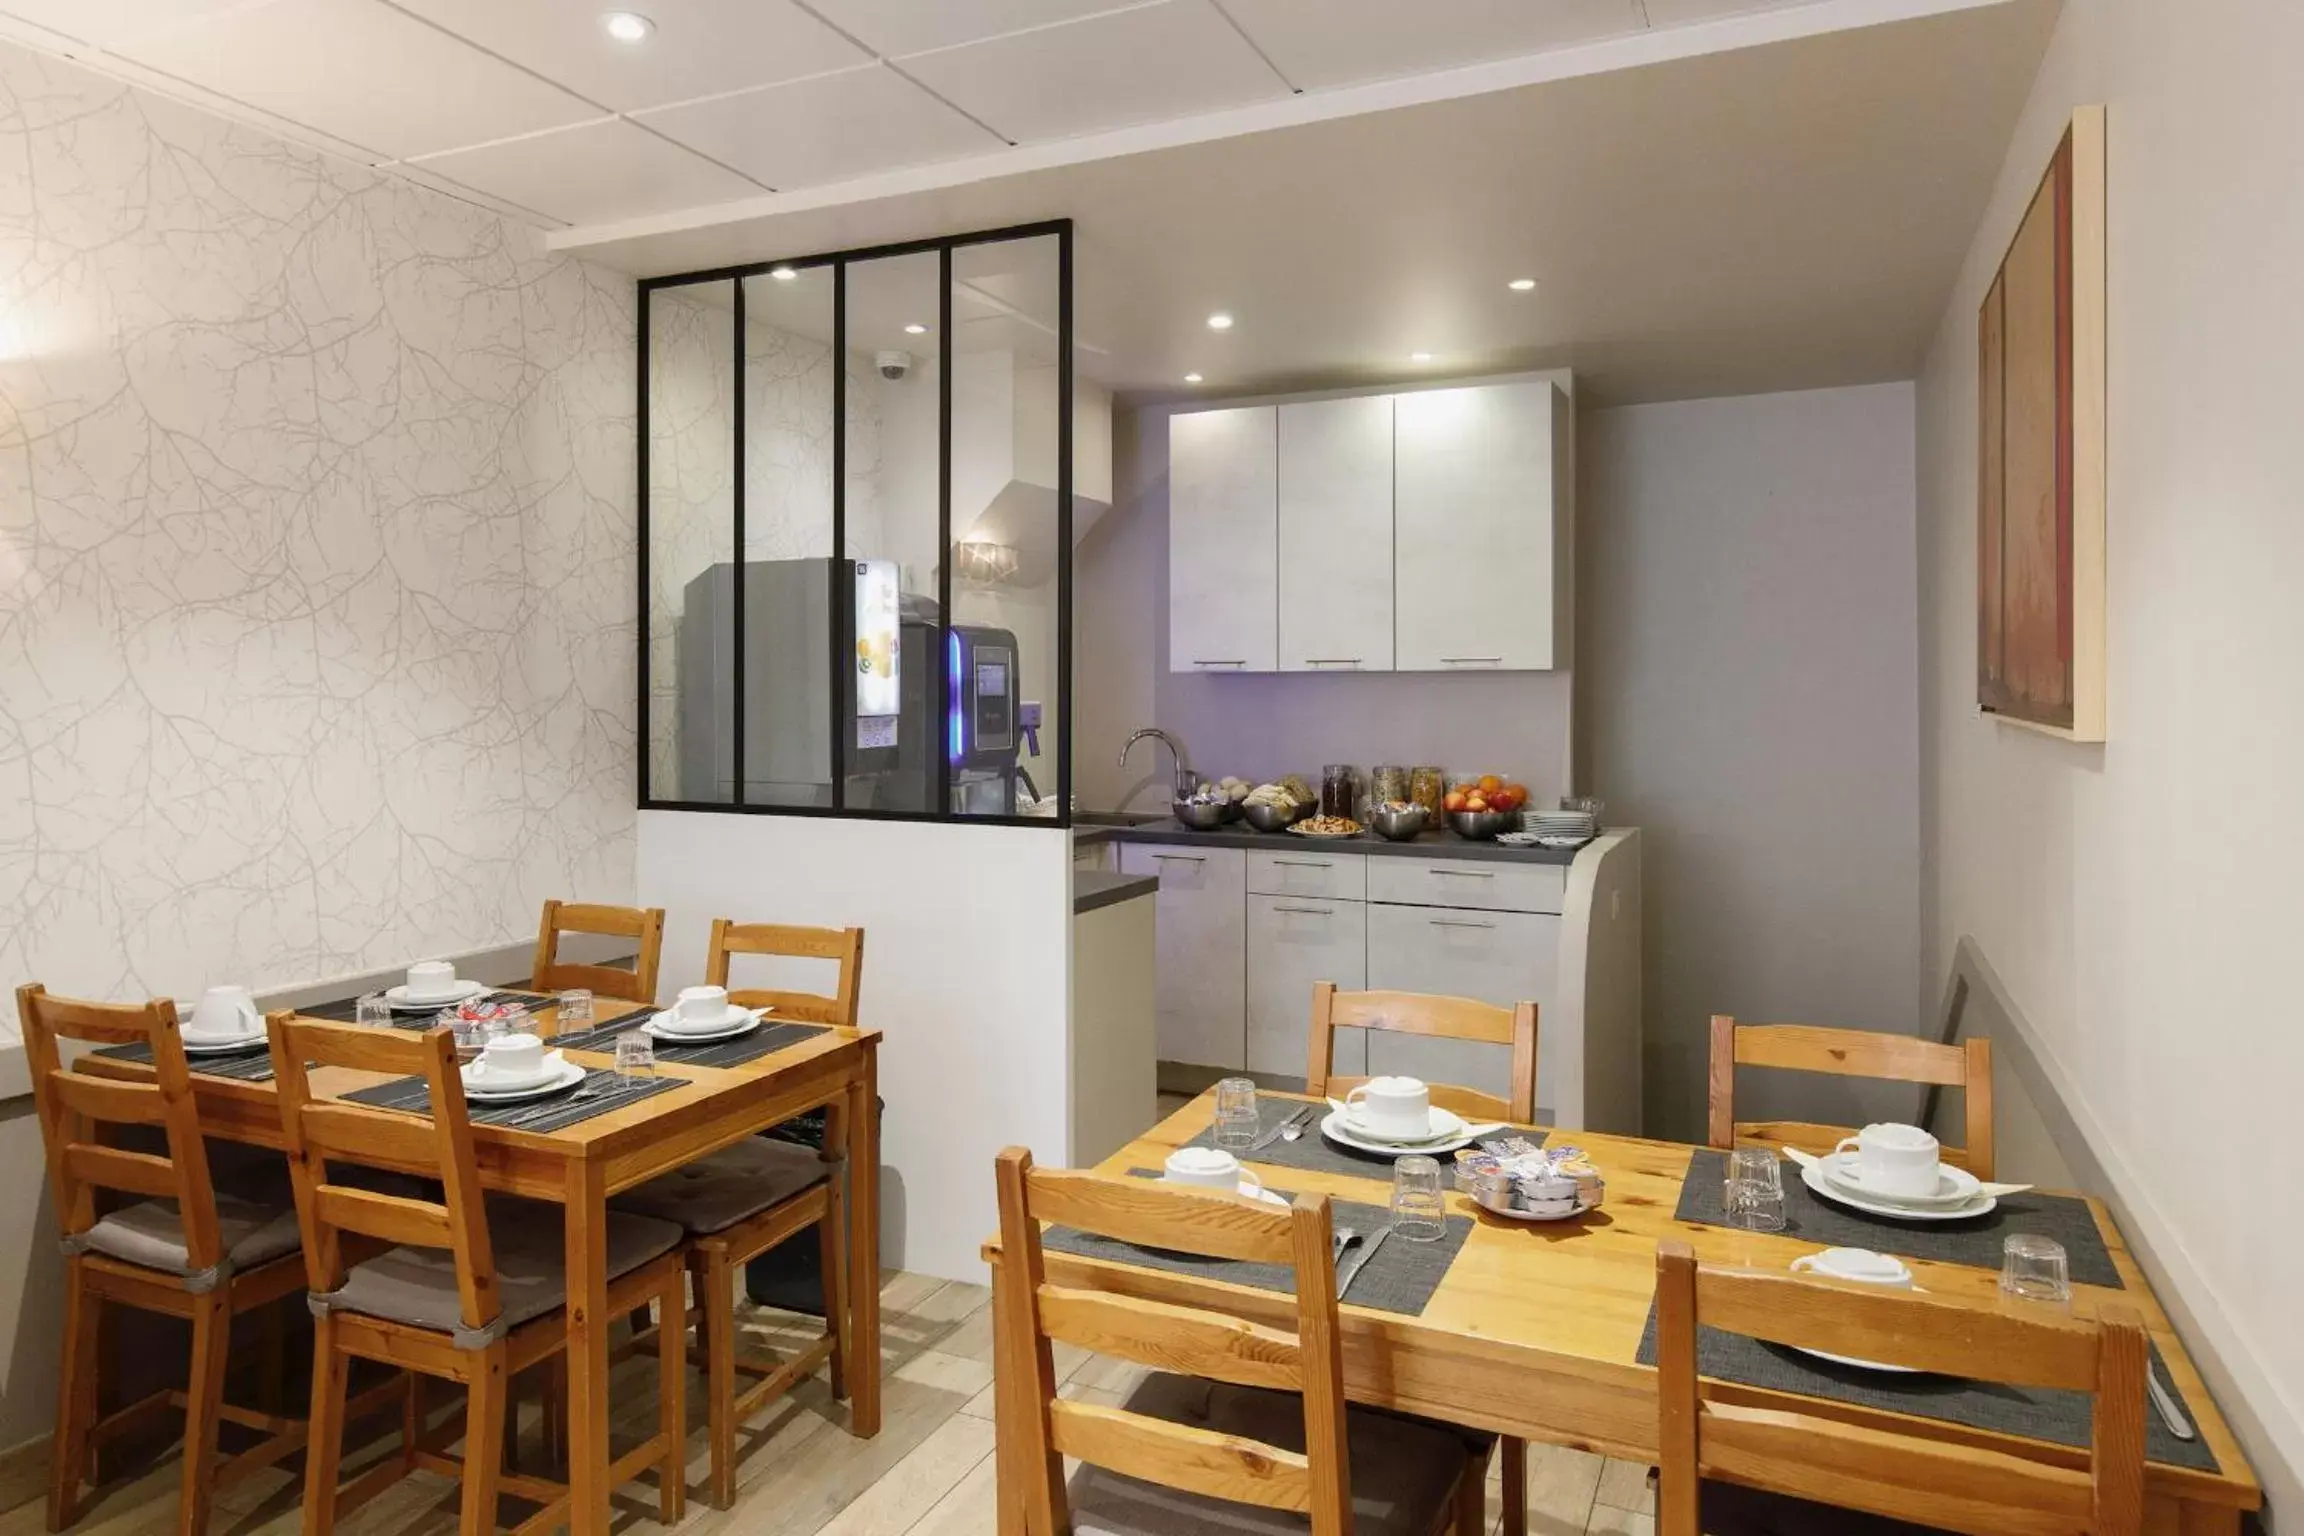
[1074,869,1160,914]
[1088,817,1583,865]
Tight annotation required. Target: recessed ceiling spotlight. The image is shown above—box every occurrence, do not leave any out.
[1508,277,1537,291]
[602,11,653,43]
[1205,312,1234,331]
[1410,351,1433,363]
[1184,372,1204,384]
[769,266,797,281]
[903,323,927,335]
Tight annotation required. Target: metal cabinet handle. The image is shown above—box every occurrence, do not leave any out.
[1150,853,1206,863]
[1433,868,1494,879]
[1192,659,1247,667]
[1304,658,1361,666]
[1439,656,1503,664]
[1273,904,1335,916]
[1272,859,1333,868]
[1429,917,1498,929]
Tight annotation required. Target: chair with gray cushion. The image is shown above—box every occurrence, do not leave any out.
[993,1146,1491,1536]
[268,1014,689,1536]
[18,982,313,1536]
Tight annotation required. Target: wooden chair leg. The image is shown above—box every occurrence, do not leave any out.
[704,1248,738,1510]
[303,1315,349,1536]
[177,1292,231,1536]
[461,1346,508,1536]
[257,1299,289,1417]
[48,1259,99,1532]
[1498,1438,1527,1536]
[818,1197,848,1402]
[402,1373,422,1472]
[542,1356,566,1470]
[657,1268,688,1525]
[1453,1440,1488,1536]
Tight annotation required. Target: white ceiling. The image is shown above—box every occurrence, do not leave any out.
[0,0,1908,229]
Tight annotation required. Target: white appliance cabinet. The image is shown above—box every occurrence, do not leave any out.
[1167,406,1277,674]
[1277,396,1394,672]
[1116,843,1246,1072]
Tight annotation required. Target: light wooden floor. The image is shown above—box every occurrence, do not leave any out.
[0,1266,1656,1536]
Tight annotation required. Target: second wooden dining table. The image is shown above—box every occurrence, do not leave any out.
[77,988,884,1536]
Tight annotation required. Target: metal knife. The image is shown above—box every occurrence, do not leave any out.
[2147,1362,2197,1442]
[1249,1105,1314,1152]
[1336,1224,1391,1298]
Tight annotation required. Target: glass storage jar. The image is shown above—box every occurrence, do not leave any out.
[1320,764,1360,820]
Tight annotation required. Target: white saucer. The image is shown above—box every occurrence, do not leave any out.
[1818,1152,1983,1208]
[182,1033,266,1055]
[1334,1103,1470,1148]
[644,1006,764,1042]
[461,1051,576,1100]
[1321,1109,1477,1158]
[387,980,487,1012]
[1800,1159,1995,1223]
[1789,1343,1923,1374]
[1477,1195,1598,1223]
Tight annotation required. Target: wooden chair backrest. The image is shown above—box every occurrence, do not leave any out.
[1708,1017,1996,1179]
[1654,1240,2145,1536]
[530,899,665,1006]
[993,1147,1356,1536]
[1305,982,1538,1123]
[266,1015,499,1332]
[704,919,865,1026]
[17,983,225,1272]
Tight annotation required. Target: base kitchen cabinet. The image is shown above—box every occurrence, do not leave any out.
[1364,902,1561,1119]
[1246,894,1366,1080]
[1117,843,1246,1072]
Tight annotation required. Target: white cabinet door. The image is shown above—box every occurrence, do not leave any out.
[1246,896,1366,1080]
[1168,406,1277,673]
[1364,903,1560,1115]
[1394,382,1562,671]
[1118,843,1247,1071]
[1278,396,1393,672]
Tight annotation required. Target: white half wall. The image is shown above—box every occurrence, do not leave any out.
[636,811,1073,1282]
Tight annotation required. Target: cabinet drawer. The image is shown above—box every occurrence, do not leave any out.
[1365,858,1564,914]
[1246,850,1366,901]
[1246,896,1366,1079]
[1364,903,1560,1114]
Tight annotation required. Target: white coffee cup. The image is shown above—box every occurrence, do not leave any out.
[1834,1122,1942,1199]
[1791,1247,1915,1290]
[674,985,731,1027]
[186,985,259,1041]
[1162,1146,1263,1196]
[479,1032,547,1083]
[1343,1076,1433,1141]
[404,960,461,1002]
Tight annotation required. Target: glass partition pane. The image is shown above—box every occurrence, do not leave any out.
[645,279,736,804]
[950,234,1064,818]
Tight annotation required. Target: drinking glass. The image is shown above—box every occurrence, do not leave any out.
[614,1030,656,1089]
[1392,1155,1447,1242]
[1722,1148,1786,1232]
[1213,1078,1259,1150]
[354,991,392,1031]
[558,989,595,1036]
[2000,1234,2071,1304]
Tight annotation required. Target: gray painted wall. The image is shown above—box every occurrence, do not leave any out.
[1580,384,1922,1142]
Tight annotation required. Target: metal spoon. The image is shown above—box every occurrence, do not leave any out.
[1331,1227,1361,1268]
[1281,1112,1310,1142]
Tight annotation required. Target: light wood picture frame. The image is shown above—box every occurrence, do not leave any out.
[1978,105,2106,741]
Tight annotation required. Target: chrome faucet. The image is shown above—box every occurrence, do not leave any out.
[1119,728,1195,801]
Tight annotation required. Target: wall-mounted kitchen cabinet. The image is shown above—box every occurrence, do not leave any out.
[1167,377,1570,674]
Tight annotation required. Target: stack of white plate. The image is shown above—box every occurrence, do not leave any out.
[1802,1150,1997,1222]
[1319,1100,1484,1157]
[1522,807,1597,848]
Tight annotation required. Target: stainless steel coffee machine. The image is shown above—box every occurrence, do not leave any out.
[945,623,1024,815]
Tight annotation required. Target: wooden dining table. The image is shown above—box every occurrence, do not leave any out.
[78,990,884,1536]
[986,1088,2260,1535]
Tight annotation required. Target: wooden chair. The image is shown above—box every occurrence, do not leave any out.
[610,920,865,1506]
[18,983,313,1536]
[704,918,865,1024]
[1654,1239,2146,1536]
[1305,983,1539,1124]
[994,1146,1492,1536]
[268,1015,688,1535]
[1707,1017,1995,1178]
[529,899,665,1006]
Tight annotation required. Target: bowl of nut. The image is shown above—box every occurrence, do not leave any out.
[1368,801,1428,841]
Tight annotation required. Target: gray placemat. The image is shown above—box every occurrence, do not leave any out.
[91,1040,276,1082]
[549,1017,829,1068]
[342,1068,680,1132]
[1038,1169,1474,1318]
[298,989,539,1026]
[1183,1098,1487,1181]
[1677,1149,2122,1289]
[1634,1303,2218,1473]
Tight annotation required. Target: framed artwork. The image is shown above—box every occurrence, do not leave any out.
[1978,105,2106,741]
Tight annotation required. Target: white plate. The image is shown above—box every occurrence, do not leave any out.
[461,1052,576,1100]
[1789,1344,1924,1374]
[1818,1152,1983,1208]
[1335,1103,1470,1147]
[1477,1195,1599,1223]
[386,980,487,1012]
[1321,1109,1476,1159]
[182,1033,266,1055]
[1800,1160,1995,1223]
[644,1006,765,1041]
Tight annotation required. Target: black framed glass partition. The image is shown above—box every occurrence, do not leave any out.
[637,221,1073,826]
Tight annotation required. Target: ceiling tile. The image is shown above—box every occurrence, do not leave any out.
[800,0,1143,58]
[637,64,1003,189]
[387,0,870,113]
[113,0,599,161]
[0,0,248,46]
[1219,0,1642,90]
[903,0,1287,143]
[409,118,764,224]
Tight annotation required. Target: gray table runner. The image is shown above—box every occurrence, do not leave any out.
[1677,1149,2123,1290]
[343,1068,680,1133]
[92,1040,276,1082]
[1182,1098,1493,1181]
[548,1017,829,1069]
[1039,1170,1474,1318]
[298,989,538,1025]
[1633,1304,2218,1473]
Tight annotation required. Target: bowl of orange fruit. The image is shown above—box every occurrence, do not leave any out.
[1442,774,1529,840]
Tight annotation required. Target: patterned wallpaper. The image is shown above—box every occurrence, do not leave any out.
[0,43,638,1011]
